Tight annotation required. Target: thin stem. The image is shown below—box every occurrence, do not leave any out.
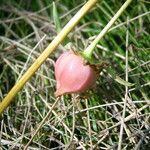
[65,94,76,150]
[83,0,133,60]
[117,17,129,150]
[86,99,93,149]
[0,0,98,114]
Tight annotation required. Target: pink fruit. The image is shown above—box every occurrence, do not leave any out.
[54,50,97,97]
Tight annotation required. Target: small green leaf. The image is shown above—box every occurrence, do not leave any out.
[107,68,135,87]
[115,76,135,87]
[64,42,73,49]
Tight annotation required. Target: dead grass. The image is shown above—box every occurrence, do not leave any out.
[0,0,150,150]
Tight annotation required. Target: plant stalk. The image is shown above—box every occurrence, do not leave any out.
[83,0,133,60]
[0,0,98,114]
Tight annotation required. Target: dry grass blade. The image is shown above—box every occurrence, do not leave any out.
[118,16,129,150]
[23,98,60,150]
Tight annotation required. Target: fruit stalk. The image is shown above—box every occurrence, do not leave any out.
[83,0,133,60]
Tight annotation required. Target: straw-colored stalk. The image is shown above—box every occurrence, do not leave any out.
[0,0,98,114]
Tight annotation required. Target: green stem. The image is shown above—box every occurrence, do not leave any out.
[83,0,133,60]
